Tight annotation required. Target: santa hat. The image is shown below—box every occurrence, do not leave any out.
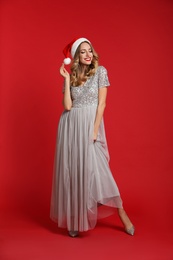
[63,37,91,65]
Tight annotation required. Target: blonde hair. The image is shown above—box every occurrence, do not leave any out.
[70,41,99,86]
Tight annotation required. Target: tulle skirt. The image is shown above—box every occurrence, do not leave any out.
[50,105,123,232]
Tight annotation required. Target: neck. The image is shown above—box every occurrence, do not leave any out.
[80,64,88,76]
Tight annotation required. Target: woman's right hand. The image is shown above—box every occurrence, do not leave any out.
[60,63,70,80]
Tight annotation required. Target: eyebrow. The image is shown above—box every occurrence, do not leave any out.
[80,48,92,51]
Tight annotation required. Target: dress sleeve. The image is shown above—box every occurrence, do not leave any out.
[98,66,110,88]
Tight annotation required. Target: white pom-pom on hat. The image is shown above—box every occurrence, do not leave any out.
[62,37,91,65]
[63,57,71,65]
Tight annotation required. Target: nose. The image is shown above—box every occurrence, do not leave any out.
[86,51,90,57]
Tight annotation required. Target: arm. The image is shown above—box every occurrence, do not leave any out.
[60,63,72,110]
[93,87,108,141]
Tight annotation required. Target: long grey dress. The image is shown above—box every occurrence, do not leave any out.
[50,66,123,232]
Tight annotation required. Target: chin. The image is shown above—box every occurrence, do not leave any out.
[85,62,92,65]
[80,61,92,66]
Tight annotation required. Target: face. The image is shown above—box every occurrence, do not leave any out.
[79,42,93,65]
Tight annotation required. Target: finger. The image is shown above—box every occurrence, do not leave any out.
[63,68,68,74]
[60,63,64,70]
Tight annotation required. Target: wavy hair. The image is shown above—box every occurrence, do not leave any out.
[70,41,99,86]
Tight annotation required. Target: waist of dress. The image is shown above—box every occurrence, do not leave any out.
[71,103,98,109]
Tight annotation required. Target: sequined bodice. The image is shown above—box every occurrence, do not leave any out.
[70,66,110,108]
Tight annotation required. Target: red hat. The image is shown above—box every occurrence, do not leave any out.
[63,37,91,65]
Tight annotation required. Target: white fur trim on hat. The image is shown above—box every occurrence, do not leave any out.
[71,38,91,58]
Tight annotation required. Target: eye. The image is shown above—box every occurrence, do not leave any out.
[80,51,85,54]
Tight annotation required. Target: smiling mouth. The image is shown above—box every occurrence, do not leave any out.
[85,58,91,61]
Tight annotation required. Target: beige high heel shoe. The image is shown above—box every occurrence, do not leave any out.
[125,225,135,236]
[68,231,79,238]
[117,208,135,236]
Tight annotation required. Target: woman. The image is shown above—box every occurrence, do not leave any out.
[50,37,135,237]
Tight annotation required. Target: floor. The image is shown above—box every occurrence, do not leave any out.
[1,207,173,260]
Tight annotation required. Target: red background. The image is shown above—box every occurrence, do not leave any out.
[1,0,173,259]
